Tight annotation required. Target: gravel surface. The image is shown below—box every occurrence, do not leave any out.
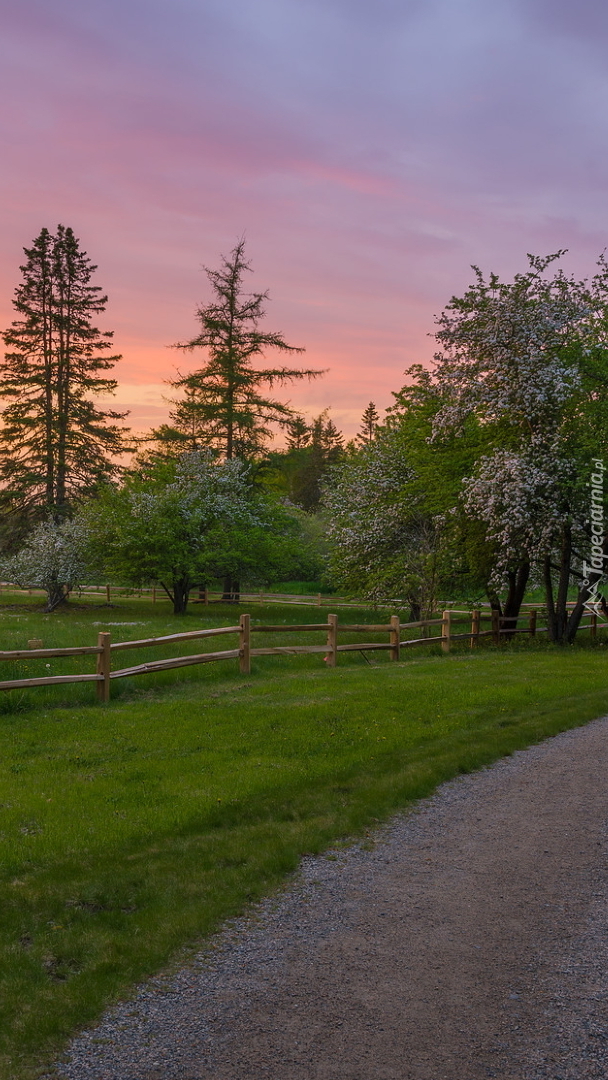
[48,717,608,1079]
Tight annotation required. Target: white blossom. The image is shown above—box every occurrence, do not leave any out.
[1,519,90,611]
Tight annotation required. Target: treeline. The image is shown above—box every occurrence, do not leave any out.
[1,229,607,642]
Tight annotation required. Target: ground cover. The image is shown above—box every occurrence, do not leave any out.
[1,595,608,1078]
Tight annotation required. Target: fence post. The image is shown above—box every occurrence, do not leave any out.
[529,610,537,639]
[591,612,598,640]
[491,610,500,645]
[441,610,451,654]
[389,615,400,662]
[105,584,111,603]
[239,613,251,674]
[326,613,338,667]
[470,609,480,649]
[96,632,111,703]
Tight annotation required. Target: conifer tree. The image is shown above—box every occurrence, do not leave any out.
[288,410,345,510]
[163,239,323,460]
[285,415,311,450]
[0,226,129,534]
[356,401,380,445]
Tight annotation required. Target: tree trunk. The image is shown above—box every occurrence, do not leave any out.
[171,576,191,615]
[544,525,579,643]
[554,524,572,643]
[502,561,530,639]
[45,582,68,613]
[487,589,502,618]
[408,596,421,622]
[565,586,592,643]
[564,532,608,643]
[222,574,240,602]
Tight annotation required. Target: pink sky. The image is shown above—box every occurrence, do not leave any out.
[1,0,607,439]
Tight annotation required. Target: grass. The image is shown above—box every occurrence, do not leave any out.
[255,580,335,594]
[1,593,608,1077]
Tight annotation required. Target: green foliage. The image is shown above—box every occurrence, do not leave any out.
[83,452,321,613]
[356,401,380,446]
[323,370,487,615]
[431,251,608,640]
[265,410,346,511]
[326,254,608,637]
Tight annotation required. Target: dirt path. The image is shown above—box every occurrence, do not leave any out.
[53,717,608,1079]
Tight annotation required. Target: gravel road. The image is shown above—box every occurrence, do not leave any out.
[50,716,608,1079]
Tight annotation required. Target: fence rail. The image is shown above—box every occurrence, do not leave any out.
[0,583,362,607]
[3,581,607,614]
[0,608,605,703]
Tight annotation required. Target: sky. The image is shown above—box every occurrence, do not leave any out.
[1,0,608,440]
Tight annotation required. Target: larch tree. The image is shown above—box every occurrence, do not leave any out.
[161,238,323,460]
[0,226,130,537]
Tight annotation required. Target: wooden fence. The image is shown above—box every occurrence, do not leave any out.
[0,583,362,607]
[0,609,605,704]
[3,582,606,615]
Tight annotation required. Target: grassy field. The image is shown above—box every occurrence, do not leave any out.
[1,592,608,1078]
[0,590,410,711]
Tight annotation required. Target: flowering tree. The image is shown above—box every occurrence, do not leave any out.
[323,427,445,618]
[85,452,261,613]
[431,252,608,642]
[323,368,490,616]
[461,449,588,639]
[86,451,317,613]
[0,519,89,612]
[431,252,603,437]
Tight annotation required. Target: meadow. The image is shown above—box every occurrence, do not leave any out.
[1,590,608,1079]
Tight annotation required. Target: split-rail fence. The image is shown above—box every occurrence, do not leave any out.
[0,607,604,704]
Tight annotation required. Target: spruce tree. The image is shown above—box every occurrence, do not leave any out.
[163,238,323,460]
[0,226,130,533]
[357,401,380,445]
[289,411,345,510]
[285,415,311,450]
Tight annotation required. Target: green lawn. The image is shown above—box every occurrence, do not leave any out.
[1,593,607,1078]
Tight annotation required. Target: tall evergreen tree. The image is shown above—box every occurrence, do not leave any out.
[0,226,129,533]
[161,238,323,460]
[356,401,380,445]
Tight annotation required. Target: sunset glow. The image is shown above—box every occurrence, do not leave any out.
[1,0,606,437]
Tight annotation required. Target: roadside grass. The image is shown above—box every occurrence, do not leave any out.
[1,596,608,1076]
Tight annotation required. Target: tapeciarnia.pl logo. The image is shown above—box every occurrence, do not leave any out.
[582,458,605,614]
